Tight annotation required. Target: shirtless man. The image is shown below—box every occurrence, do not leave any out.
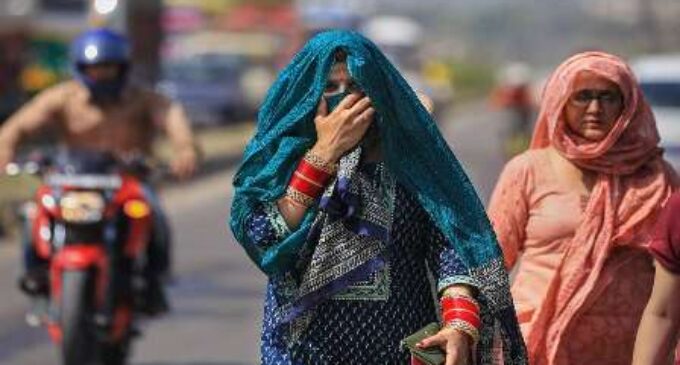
[0,28,199,314]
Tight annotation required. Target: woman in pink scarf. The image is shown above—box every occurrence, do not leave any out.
[488,51,677,365]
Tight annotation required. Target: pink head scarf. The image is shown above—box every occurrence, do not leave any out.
[531,51,662,173]
[525,51,676,363]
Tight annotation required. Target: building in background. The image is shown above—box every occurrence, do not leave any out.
[0,0,84,121]
[158,0,302,126]
[581,0,680,52]
[0,0,163,122]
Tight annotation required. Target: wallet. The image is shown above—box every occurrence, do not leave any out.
[401,322,445,365]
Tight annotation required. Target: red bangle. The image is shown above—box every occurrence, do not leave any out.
[443,307,480,319]
[285,187,315,207]
[298,159,332,185]
[445,319,481,344]
[443,308,481,324]
[294,171,325,189]
[289,174,323,198]
[443,310,481,329]
[303,151,337,174]
[441,297,480,314]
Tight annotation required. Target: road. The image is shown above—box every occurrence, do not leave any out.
[0,102,508,365]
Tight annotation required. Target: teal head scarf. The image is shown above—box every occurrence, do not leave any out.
[231,30,526,364]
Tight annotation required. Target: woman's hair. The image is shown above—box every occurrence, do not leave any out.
[333,49,348,63]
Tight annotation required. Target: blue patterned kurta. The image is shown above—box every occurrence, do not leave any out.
[232,31,528,364]
[245,167,472,365]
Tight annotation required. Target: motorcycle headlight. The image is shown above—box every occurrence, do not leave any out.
[59,192,105,223]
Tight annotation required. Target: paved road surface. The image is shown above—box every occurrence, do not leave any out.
[0,103,508,365]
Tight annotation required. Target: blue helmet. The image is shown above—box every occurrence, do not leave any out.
[71,28,131,100]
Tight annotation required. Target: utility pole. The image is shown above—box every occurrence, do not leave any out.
[638,0,661,52]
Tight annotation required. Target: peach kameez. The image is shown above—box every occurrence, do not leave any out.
[488,52,677,365]
[490,149,657,364]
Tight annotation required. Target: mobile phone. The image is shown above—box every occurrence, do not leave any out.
[401,322,445,365]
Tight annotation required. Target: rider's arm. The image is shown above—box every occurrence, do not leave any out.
[149,92,200,179]
[0,85,64,168]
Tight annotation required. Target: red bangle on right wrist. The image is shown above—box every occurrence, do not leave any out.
[284,151,337,207]
[298,160,332,185]
[304,150,338,174]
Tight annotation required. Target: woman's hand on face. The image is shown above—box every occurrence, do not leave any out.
[417,327,473,365]
[310,93,375,163]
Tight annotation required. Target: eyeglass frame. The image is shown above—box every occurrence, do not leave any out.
[568,89,623,108]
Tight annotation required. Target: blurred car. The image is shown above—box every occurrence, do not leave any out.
[361,16,454,117]
[157,32,278,127]
[633,54,680,171]
[156,53,253,127]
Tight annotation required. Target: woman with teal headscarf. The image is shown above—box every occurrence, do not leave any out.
[230,30,526,365]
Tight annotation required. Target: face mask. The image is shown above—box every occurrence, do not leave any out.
[87,78,126,102]
[76,63,128,103]
[324,89,352,112]
[323,69,361,112]
[323,77,378,149]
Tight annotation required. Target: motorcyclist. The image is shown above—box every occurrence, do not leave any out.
[490,62,536,158]
[0,28,199,315]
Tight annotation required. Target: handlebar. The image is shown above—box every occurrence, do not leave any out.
[4,161,42,176]
[4,150,173,181]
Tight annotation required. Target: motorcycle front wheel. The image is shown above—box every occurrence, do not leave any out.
[60,270,96,365]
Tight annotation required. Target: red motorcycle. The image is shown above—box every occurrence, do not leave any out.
[9,151,155,365]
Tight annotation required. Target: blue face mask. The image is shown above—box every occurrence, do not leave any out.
[324,90,352,112]
[324,88,379,150]
[75,63,128,102]
[86,78,126,102]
